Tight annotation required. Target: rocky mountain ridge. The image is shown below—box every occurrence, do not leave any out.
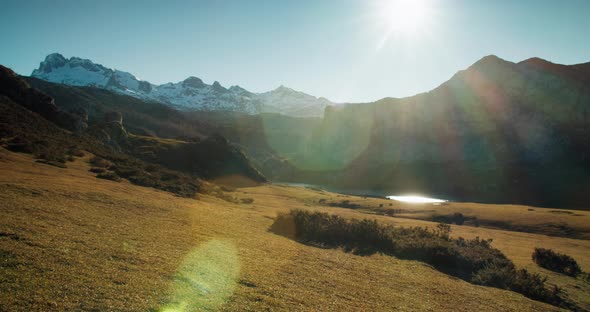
[31,53,332,117]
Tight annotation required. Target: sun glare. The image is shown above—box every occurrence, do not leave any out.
[374,0,434,48]
[386,0,430,33]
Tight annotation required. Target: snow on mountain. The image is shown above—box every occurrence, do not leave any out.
[31,53,331,117]
[256,85,332,117]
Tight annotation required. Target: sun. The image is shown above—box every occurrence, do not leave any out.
[374,0,433,42]
[385,0,431,34]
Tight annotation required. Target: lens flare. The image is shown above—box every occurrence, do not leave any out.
[159,240,240,312]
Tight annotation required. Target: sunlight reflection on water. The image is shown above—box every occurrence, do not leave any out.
[387,195,447,203]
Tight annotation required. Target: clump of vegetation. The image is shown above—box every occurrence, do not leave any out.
[220,185,236,192]
[89,156,112,168]
[532,248,582,277]
[273,210,569,308]
[70,149,85,157]
[35,159,67,168]
[89,167,107,174]
[200,184,239,203]
[240,198,254,204]
[452,212,465,225]
[432,212,467,225]
[96,171,121,182]
[108,159,200,197]
[327,199,361,209]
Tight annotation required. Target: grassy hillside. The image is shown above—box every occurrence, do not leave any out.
[1,148,589,311]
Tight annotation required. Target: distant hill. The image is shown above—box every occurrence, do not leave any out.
[31,53,332,117]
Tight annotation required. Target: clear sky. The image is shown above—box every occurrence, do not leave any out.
[1,0,589,103]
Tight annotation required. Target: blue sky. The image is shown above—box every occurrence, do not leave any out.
[1,0,589,102]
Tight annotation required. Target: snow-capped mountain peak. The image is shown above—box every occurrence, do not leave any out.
[31,53,332,117]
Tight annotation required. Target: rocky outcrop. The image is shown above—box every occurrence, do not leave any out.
[0,65,58,119]
[128,133,266,183]
[0,65,88,133]
[88,111,128,151]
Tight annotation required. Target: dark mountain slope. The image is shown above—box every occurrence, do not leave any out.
[283,56,590,208]
[1,65,266,195]
[25,77,205,140]
[21,75,266,183]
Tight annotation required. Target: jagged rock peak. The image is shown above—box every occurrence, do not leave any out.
[34,53,67,74]
[212,81,227,92]
[182,76,205,89]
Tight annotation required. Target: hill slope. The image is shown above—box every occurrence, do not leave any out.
[2,148,585,311]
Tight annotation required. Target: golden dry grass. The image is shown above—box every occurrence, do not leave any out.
[0,148,588,311]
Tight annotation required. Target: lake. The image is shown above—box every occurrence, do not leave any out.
[387,195,448,203]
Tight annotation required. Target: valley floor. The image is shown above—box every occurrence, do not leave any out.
[1,148,589,311]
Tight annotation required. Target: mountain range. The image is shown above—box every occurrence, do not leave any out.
[8,53,590,208]
[31,53,332,117]
[164,55,589,207]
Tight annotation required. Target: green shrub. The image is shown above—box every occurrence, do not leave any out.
[89,167,107,174]
[35,159,67,168]
[512,269,565,306]
[532,248,582,277]
[472,263,515,289]
[240,198,254,204]
[96,172,121,182]
[71,149,85,157]
[453,212,465,225]
[220,185,236,192]
[89,156,112,168]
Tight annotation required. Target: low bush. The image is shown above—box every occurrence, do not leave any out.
[220,185,236,192]
[510,269,561,303]
[35,159,67,168]
[240,198,254,204]
[453,212,465,225]
[71,149,85,157]
[273,210,568,308]
[96,171,121,182]
[328,200,361,209]
[89,156,112,168]
[432,212,466,225]
[89,167,107,174]
[532,248,582,277]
